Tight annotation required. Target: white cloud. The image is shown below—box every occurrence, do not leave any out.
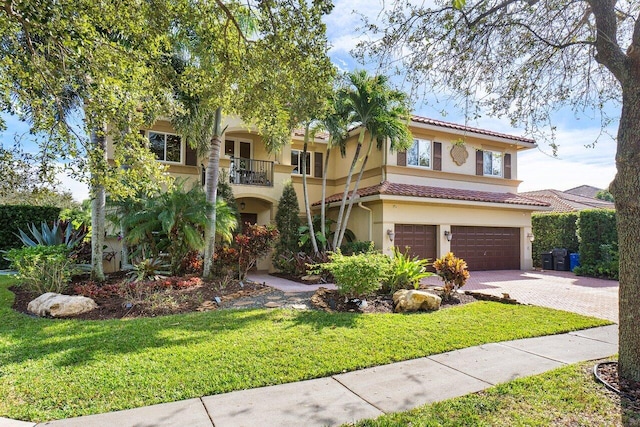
[517,126,617,192]
[57,170,90,202]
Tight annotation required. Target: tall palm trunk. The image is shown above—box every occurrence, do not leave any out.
[90,127,107,281]
[332,128,365,250]
[202,107,223,278]
[320,138,332,250]
[337,135,374,247]
[302,124,319,256]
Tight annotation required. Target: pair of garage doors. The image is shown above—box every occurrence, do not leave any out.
[394,224,521,271]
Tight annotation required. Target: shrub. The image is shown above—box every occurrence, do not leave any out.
[340,241,375,256]
[275,182,300,256]
[315,250,389,298]
[577,209,617,269]
[433,252,470,301]
[273,250,330,278]
[213,224,279,281]
[531,212,579,268]
[127,258,170,283]
[17,220,88,250]
[5,245,75,294]
[0,205,60,268]
[383,246,432,293]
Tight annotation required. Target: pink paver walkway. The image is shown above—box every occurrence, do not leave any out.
[423,270,618,322]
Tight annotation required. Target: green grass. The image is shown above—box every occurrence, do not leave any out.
[0,275,610,422]
[348,361,629,426]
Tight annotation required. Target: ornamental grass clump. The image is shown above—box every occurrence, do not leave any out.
[433,252,470,301]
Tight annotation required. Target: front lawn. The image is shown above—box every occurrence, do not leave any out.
[0,276,610,422]
[348,360,634,426]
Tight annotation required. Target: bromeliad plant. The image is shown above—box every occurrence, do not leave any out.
[433,252,470,301]
[383,246,432,293]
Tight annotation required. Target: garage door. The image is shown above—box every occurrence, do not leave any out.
[451,226,520,271]
[394,224,437,269]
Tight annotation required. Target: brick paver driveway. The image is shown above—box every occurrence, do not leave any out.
[423,270,618,322]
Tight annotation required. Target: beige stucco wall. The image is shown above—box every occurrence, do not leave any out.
[373,198,534,270]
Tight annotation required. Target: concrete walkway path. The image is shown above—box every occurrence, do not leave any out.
[2,324,617,427]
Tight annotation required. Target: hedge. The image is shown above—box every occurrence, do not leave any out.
[531,212,579,268]
[532,209,618,279]
[0,205,61,268]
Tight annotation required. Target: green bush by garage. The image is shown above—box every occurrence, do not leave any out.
[532,209,617,279]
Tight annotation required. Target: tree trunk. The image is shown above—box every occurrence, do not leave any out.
[302,125,319,256]
[337,135,374,247]
[610,82,640,382]
[90,128,106,281]
[332,128,365,250]
[202,107,223,278]
[320,141,331,250]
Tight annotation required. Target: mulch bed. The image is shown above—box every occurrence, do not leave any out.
[10,273,272,320]
[10,272,482,319]
[311,287,477,314]
[595,361,640,410]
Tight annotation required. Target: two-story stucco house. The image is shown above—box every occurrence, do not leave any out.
[105,115,549,272]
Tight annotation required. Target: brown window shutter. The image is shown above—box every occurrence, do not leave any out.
[433,142,442,171]
[397,151,407,166]
[504,153,512,179]
[314,152,323,178]
[476,150,484,175]
[185,141,198,166]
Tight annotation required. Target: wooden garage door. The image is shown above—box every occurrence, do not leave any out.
[394,224,437,269]
[451,226,520,271]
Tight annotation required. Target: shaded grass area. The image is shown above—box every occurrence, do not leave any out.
[348,361,628,426]
[0,276,610,422]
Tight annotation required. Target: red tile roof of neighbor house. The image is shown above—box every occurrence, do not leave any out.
[411,115,536,145]
[519,189,615,213]
[314,181,550,207]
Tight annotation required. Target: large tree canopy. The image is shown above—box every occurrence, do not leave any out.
[359,0,640,383]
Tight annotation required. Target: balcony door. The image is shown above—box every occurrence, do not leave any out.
[225,139,252,162]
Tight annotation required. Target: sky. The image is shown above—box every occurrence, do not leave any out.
[0,0,619,201]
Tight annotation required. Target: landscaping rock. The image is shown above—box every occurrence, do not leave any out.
[393,290,441,313]
[301,275,322,282]
[28,293,98,317]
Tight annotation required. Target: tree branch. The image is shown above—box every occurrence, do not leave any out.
[214,0,249,43]
[587,0,627,82]
[465,0,521,28]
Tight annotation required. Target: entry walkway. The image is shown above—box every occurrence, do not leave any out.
[2,325,617,427]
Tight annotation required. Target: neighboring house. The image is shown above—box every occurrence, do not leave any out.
[519,189,615,213]
[105,115,549,272]
[564,185,603,199]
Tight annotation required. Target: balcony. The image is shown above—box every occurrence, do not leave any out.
[229,157,274,187]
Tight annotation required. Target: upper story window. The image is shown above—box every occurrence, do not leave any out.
[148,131,182,163]
[291,149,311,175]
[407,138,432,168]
[483,150,503,177]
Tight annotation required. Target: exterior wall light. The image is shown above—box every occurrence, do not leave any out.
[527,232,535,242]
[240,202,246,211]
[387,229,395,242]
[444,230,453,242]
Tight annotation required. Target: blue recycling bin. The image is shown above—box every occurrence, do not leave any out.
[569,253,580,271]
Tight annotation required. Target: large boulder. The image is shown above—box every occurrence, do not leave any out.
[28,293,98,317]
[393,289,441,313]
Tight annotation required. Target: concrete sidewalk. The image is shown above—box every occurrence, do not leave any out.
[2,324,618,427]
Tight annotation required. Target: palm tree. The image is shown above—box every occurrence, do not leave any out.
[332,71,413,249]
[317,94,350,250]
